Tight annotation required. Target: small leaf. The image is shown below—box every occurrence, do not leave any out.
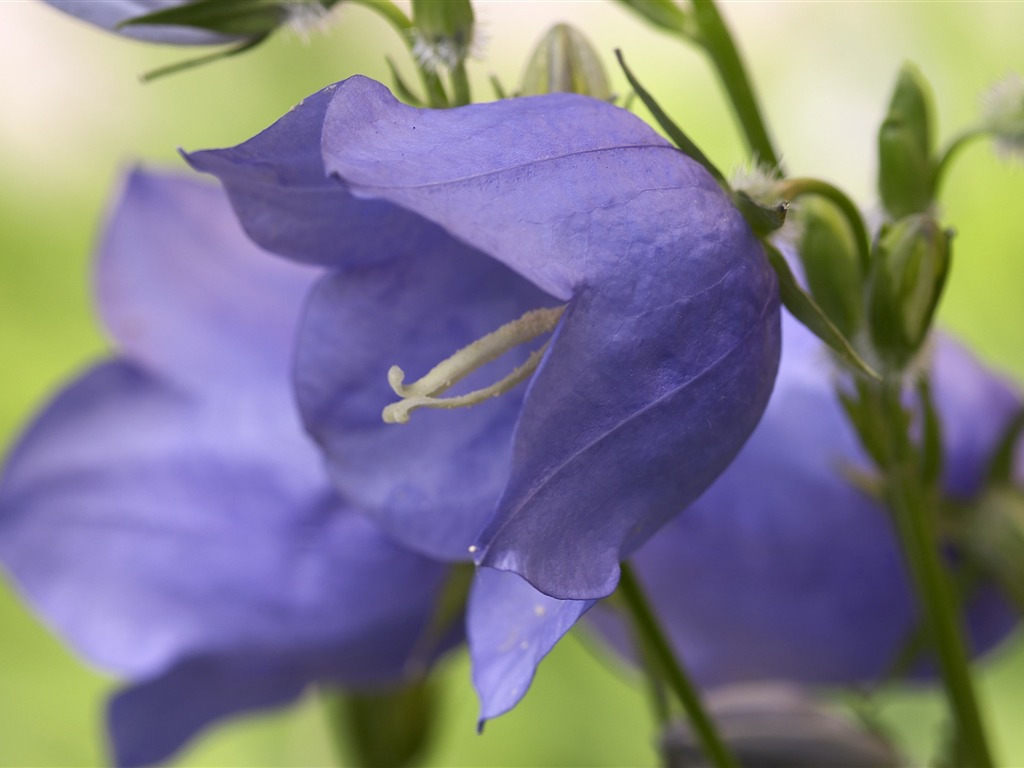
[764,244,880,381]
[917,376,944,487]
[140,35,268,82]
[612,0,697,38]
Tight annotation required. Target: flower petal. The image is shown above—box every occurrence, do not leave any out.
[0,361,451,679]
[98,170,317,391]
[468,567,594,723]
[595,320,1018,685]
[43,0,241,45]
[184,84,435,268]
[295,231,557,561]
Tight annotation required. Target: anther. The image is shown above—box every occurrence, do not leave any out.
[383,305,565,424]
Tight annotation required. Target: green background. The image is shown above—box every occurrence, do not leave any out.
[1,1,1022,765]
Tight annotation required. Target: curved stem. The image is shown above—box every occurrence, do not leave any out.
[450,61,472,107]
[878,384,994,767]
[777,177,871,275]
[933,128,987,199]
[691,0,781,173]
[618,563,738,768]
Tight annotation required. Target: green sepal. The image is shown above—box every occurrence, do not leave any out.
[985,407,1024,486]
[521,24,611,100]
[957,486,1024,617]
[917,376,945,488]
[385,56,426,106]
[878,63,935,219]
[867,214,951,372]
[119,0,304,38]
[140,35,269,82]
[323,678,438,768]
[794,196,864,339]
[614,49,725,185]
[612,0,697,39]
[732,191,787,237]
[764,243,880,381]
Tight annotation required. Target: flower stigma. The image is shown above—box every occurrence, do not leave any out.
[382,305,566,425]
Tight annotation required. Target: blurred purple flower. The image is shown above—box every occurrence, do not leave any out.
[187,75,781,602]
[0,170,455,766]
[470,315,1020,721]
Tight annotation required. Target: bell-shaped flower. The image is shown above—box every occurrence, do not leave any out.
[468,315,1019,722]
[0,170,455,767]
[186,75,781,602]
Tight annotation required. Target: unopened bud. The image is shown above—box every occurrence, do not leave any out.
[411,0,475,72]
[868,214,951,371]
[878,63,935,219]
[521,24,611,99]
[795,197,863,338]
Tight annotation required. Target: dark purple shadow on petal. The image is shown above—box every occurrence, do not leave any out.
[185,84,442,269]
[0,361,451,678]
[43,1,241,45]
[589,320,1018,686]
[468,567,594,723]
[98,169,317,391]
[295,230,559,561]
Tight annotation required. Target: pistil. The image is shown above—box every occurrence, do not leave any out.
[383,305,565,424]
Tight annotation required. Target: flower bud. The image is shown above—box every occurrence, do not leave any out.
[878,63,935,219]
[795,197,864,338]
[411,0,475,72]
[520,24,611,99]
[868,213,951,371]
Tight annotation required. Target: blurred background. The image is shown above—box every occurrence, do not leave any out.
[1,1,1022,765]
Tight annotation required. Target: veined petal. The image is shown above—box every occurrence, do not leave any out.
[295,232,558,561]
[468,567,594,722]
[98,170,317,391]
[595,320,1018,684]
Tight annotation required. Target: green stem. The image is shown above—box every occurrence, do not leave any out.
[878,384,994,767]
[691,0,780,173]
[776,177,872,275]
[933,127,987,199]
[618,563,738,768]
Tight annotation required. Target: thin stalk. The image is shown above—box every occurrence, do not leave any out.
[691,0,780,173]
[878,384,994,767]
[933,128,987,199]
[618,563,738,768]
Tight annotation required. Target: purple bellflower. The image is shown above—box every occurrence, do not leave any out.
[186,75,781,602]
[0,170,455,767]
[468,315,1020,721]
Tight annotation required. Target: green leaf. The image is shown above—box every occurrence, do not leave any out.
[614,49,725,184]
[764,243,880,381]
[731,190,787,237]
[917,377,944,487]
